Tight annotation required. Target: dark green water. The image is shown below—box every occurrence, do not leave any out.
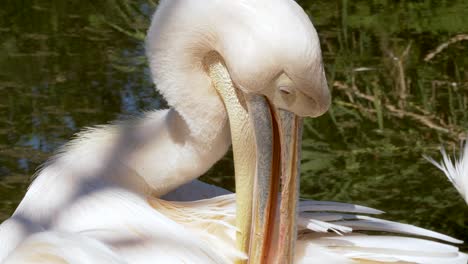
[1,0,467,249]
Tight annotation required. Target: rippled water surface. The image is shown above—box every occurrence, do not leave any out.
[1,0,467,248]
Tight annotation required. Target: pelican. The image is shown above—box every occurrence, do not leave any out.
[0,0,466,263]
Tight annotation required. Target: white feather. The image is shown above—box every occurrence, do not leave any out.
[425,142,468,203]
[310,236,466,264]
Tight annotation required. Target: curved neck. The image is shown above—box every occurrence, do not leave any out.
[111,106,231,196]
[143,1,237,195]
[146,1,227,145]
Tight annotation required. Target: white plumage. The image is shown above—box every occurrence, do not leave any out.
[0,0,466,263]
[426,142,468,203]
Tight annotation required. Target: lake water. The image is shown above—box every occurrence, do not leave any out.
[1,0,467,248]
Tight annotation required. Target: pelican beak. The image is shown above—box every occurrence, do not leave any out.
[204,52,329,264]
[246,69,329,263]
[245,95,303,263]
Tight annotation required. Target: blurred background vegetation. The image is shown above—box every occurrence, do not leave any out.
[0,0,467,248]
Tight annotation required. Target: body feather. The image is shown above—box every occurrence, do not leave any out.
[4,181,466,263]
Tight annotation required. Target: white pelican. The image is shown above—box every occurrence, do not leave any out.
[0,0,466,263]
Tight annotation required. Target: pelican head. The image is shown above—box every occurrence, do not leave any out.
[147,0,329,262]
[218,1,330,118]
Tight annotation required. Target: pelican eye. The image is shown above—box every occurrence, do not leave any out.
[279,86,293,95]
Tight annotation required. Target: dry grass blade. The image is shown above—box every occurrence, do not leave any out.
[424,34,468,62]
